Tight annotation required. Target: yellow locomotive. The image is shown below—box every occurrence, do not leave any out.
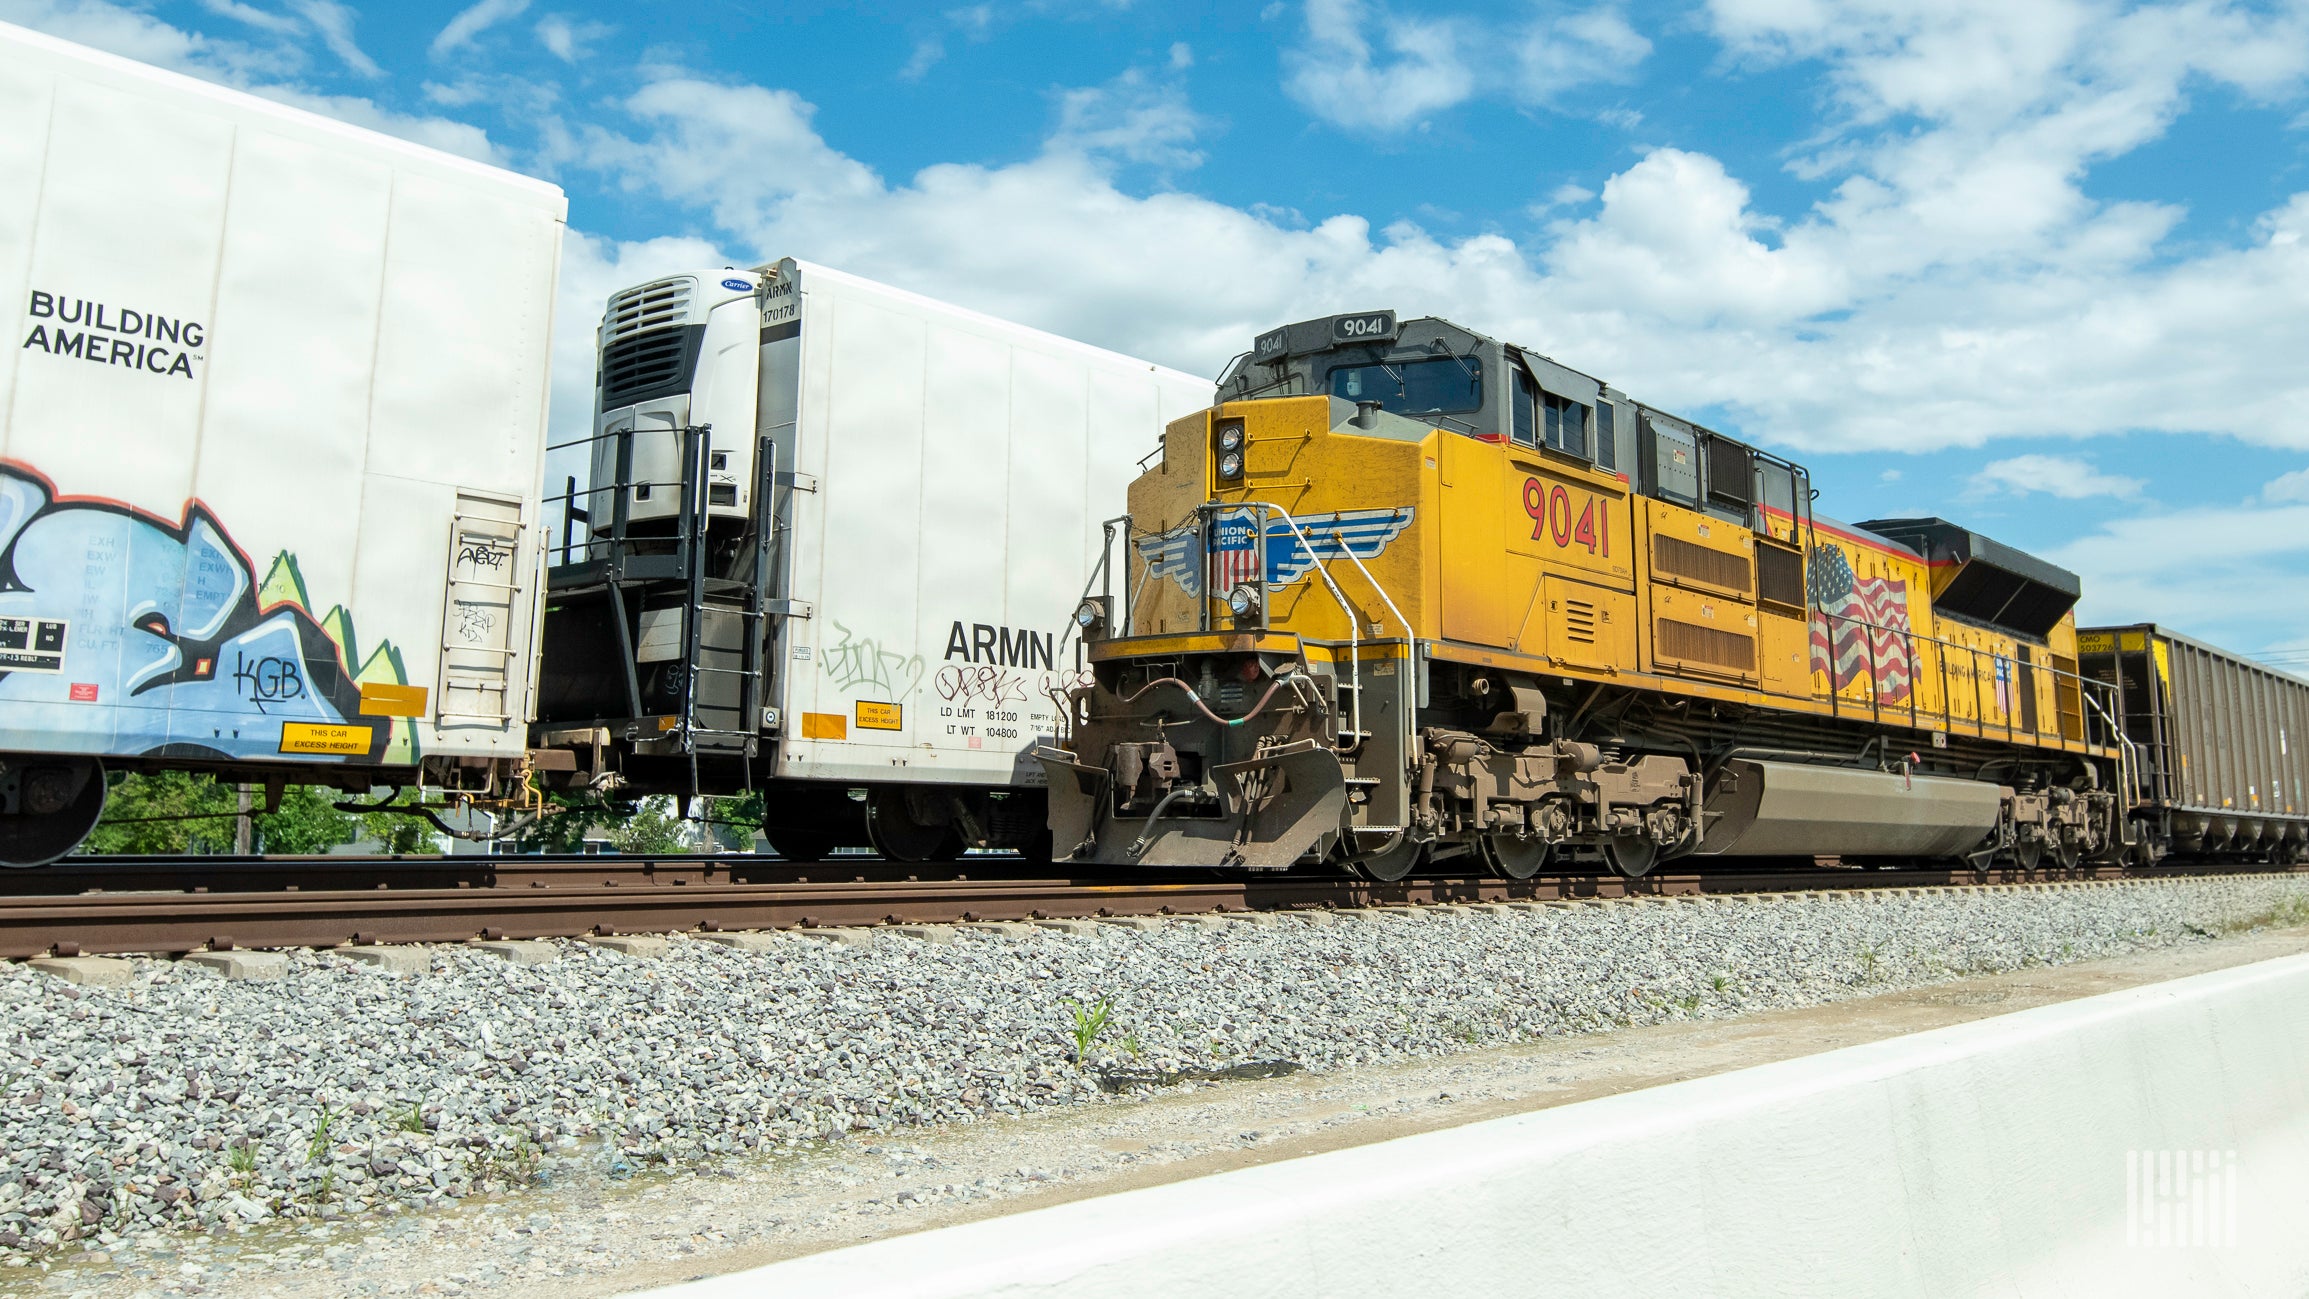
[1038,312,2129,878]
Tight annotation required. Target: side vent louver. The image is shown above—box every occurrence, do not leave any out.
[1755,541,1805,613]
[1652,535,1753,596]
[1561,598,1599,644]
[1657,618,1755,674]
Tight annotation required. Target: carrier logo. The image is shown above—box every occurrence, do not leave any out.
[720,278,752,291]
[20,290,203,380]
[1136,507,1416,596]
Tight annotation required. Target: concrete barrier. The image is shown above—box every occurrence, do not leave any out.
[647,954,2309,1298]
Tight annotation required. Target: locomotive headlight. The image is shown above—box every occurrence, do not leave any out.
[1218,450,1244,481]
[1073,597,1109,638]
[1227,583,1261,619]
[1218,425,1244,453]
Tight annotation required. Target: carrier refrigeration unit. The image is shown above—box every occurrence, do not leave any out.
[534,259,1211,860]
[0,20,565,864]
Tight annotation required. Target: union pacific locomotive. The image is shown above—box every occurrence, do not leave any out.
[1037,311,2298,878]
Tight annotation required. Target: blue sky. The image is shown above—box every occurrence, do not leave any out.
[11,0,2309,662]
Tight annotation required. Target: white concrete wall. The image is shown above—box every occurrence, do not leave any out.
[644,954,2309,1298]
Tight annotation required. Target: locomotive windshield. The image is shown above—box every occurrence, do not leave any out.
[1326,357,1482,415]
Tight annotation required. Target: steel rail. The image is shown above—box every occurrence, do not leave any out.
[1,854,2301,960]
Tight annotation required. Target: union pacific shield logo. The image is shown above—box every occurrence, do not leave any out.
[1135,507,1415,595]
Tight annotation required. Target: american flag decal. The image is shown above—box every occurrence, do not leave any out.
[1209,508,1262,593]
[1808,544,1912,703]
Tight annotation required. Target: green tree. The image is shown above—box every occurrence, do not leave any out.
[251,784,359,854]
[609,796,696,853]
[510,793,620,853]
[83,771,238,855]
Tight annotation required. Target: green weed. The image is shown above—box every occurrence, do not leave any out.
[1060,996,1114,1065]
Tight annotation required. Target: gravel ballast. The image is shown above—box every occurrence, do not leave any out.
[4,874,2307,1272]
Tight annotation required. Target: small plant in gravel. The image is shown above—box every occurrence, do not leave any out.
[1121,1033,1144,1060]
[395,1103,426,1134]
[1710,973,1733,993]
[1856,942,1884,982]
[226,1139,257,1176]
[307,1103,340,1164]
[1059,996,1114,1065]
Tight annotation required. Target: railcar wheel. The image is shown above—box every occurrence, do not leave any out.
[1602,834,1659,879]
[2011,838,2044,872]
[1480,832,1551,880]
[866,788,967,863]
[0,756,106,868]
[761,827,834,863]
[1350,834,1427,882]
[2048,837,2082,872]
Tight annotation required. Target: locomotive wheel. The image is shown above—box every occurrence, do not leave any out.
[761,827,834,863]
[0,756,106,868]
[1480,832,1551,880]
[1602,833,1659,879]
[1351,834,1427,882]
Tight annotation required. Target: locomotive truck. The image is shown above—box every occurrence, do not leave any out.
[1038,311,2156,879]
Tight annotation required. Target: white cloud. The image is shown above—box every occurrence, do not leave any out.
[195,0,299,36]
[1968,453,2144,499]
[2265,467,2309,502]
[2054,501,2309,650]
[534,13,607,63]
[432,0,530,58]
[3,0,501,161]
[1049,70,1204,170]
[1283,0,1477,130]
[899,36,945,80]
[1517,4,1652,105]
[283,0,380,77]
[1283,0,1655,131]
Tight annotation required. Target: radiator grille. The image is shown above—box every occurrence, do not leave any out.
[604,279,691,343]
[1561,598,1598,644]
[1657,618,1755,673]
[599,279,698,410]
[1653,535,1753,595]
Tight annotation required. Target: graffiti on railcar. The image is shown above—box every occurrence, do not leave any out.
[0,462,416,762]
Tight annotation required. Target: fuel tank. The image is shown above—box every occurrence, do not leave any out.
[1698,759,2002,859]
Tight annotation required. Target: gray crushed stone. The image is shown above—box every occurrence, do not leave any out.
[2,874,2305,1273]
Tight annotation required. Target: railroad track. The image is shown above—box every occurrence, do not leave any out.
[4,853,2303,960]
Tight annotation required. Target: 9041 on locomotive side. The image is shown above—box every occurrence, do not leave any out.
[1038,312,2134,879]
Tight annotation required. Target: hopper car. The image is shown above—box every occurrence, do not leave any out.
[1037,310,2216,878]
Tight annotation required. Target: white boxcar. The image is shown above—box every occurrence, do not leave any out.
[0,22,566,862]
[540,259,1210,859]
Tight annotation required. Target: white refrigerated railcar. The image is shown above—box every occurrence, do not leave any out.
[537,260,1213,860]
[0,21,566,863]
